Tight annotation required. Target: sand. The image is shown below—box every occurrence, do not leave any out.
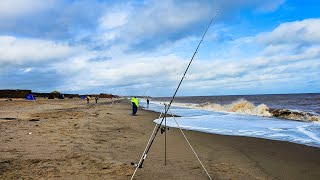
[0,98,320,179]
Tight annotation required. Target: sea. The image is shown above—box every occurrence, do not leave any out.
[138,93,320,148]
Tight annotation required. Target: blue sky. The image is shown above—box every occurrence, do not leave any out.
[0,0,319,96]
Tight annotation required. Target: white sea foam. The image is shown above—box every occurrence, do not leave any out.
[143,99,320,148]
[297,125,320,142]
[154,99,320,122]
[268,134,288,138]
[171,99,272,117]
[268,128,286,131]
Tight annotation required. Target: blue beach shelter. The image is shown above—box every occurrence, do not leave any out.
[26,94,36,100]
[81,95,86,99]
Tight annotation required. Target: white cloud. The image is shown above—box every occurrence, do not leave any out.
[94,0,286,52]
[99,11,129,30]
[0,36,85,65]
[6,17,317,95]
[51,53,186,91]
[97,0,214,45]
[252,19,320,72]
[0,0,56,19]
[261,44,298,56]
[257,18,320,45]
[148,18,320,95]
[23,67,33,73]
[1,1,318,95]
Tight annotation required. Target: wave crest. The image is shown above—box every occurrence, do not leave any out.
[270,109,320,122]
[196,99,271,117]
[170,99,320,122]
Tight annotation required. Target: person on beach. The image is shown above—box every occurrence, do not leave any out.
[147,98,150,109]
[95,97,99,104]
[86,96,90,104]
[131,97,139,116]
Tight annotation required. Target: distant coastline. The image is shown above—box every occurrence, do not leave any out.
[0,89,117,99]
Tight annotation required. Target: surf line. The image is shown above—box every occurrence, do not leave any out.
[130,8,221,180]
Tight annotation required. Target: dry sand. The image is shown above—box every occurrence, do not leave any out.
[1,98,320,179]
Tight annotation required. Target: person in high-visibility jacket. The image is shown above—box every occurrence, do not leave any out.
[86,96,91,104]
[131,97,139,116]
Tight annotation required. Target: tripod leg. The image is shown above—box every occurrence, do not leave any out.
[165,105,167,166]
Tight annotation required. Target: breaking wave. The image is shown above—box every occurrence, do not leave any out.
[193,99,271,116]
[270,109,320,122]
[172,99,320,122]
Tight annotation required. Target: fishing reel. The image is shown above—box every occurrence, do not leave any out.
[160,126,170,134]
[131,162,142,168]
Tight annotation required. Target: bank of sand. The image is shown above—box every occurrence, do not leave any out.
[0,99,320,179]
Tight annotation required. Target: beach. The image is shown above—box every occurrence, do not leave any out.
[1,99,320,179]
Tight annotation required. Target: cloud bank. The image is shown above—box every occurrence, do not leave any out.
[0,0,318,96]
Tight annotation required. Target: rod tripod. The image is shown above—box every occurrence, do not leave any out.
[130,103,169,169]
[160,104,169,166]
[130,9,220,180]
[131,103,212,180]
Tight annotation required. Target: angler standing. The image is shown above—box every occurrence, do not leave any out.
[147,98,150,109]
[131,97,139,116]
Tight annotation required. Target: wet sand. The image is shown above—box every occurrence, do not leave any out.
[0,99,320,179]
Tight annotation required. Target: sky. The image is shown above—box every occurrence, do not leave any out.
[0,0,319,96]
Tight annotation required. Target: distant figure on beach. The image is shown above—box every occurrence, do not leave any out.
[95,97,99,103]
[147,98,150,108]
[131,97,139,116]
[86,96,90,104]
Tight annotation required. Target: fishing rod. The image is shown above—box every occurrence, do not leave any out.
[131,9,220,179]
[142,88,149,97]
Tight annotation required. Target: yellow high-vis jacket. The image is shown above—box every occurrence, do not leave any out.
[131,97,139,107]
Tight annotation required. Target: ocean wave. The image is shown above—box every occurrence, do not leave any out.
[173,99,271,117]
[270,109,320,122]
[171,99,320,122]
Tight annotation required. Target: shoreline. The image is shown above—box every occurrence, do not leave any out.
[139,105,320,179]
[143,100,320,148]
[148,96,320,122]
[1,99,320,179]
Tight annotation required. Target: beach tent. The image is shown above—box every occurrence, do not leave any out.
[25,94,36,100]
[81,95,86,99]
